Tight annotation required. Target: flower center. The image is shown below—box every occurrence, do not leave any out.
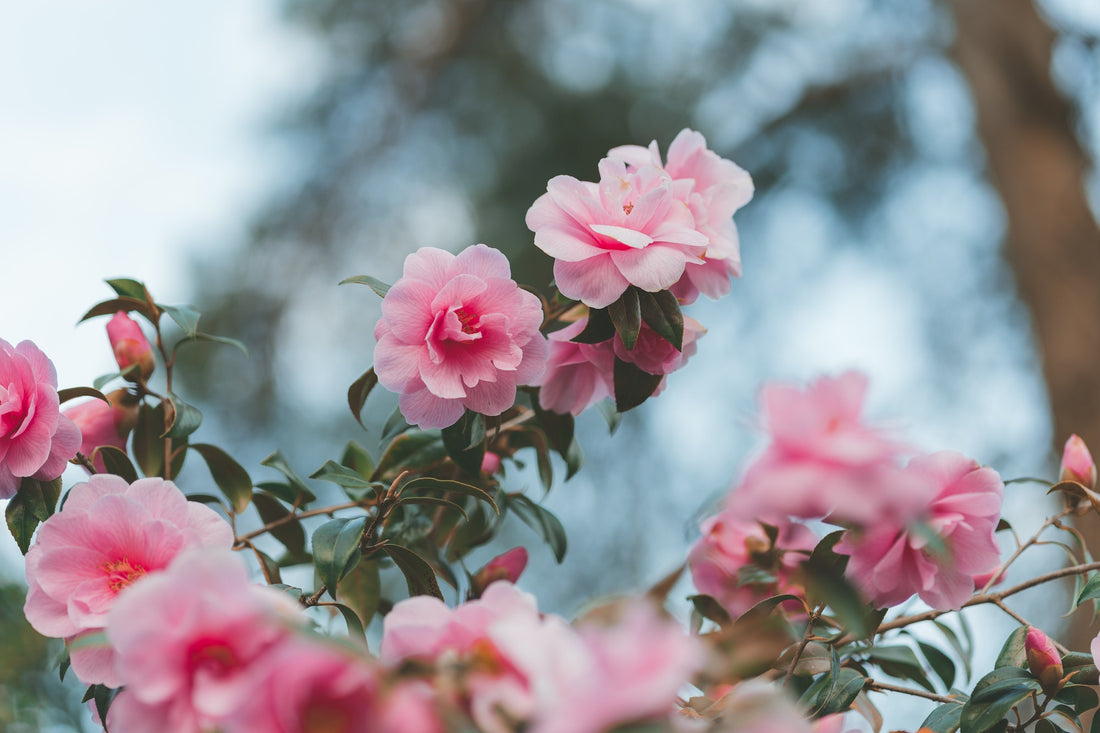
[102,557,148,593]
[454,307,478,335]
[188,638,239,676]
[622,202,634,215]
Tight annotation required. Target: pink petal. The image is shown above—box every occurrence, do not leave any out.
[553,255,630,309]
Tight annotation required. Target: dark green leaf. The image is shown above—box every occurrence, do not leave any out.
[866,645,935,693]
[509,427,554,492]
[735,594,808,624]
[570,308,615,343]
[95,446,139,483]
[381,544,444,600]
[162,392,203,439]
[596,400,621,434]
[57,386,108,404]
[1063,652,1100,686]
[269,583,303,600]
[254,547,283,584]
[252,492,306,557]
[395,495,470,521]
[399,476,499,513]
[969,667,1033,702]
[920,641,958,692]
[171,331,249,358]
[312,516,367,599]
[960,673,1041,733]
[994,626,1028,669]
[934,620,973,682]
[532,397,576,458]
[5,489,39,554]
[441,411,486,477]
[687,594,732,628]
[330,602,368,642]
[106,278,150,301]
[83,683,117,727]
[372,430,448,479]
[921,698,967,733]
[564,438,583,480]
[1076,573,1100,607]
[1055,685,1099,716]
[160,303,201,337]
[341,441,376,479]
[78,296,156,324]
[613,357,663,412]
[802,531,877,639]
[1034,719,1058,733]
[261,451,317,504]
[507,493,566,562]
[381,406,409,441]
[445,504,493,561]
[638,288,684,351]
[337,559,381,631]
[339,274,392,297]
[607,286,641,349]
[191,443,252,513]
[347,368,377,430]
[799,668,866,717]
[310,460,377,490]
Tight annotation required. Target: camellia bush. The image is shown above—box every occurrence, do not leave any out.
[5,129,1100,733]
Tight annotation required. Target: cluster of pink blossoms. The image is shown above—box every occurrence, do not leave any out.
[688,371,1006,614]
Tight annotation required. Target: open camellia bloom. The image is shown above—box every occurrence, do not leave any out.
[526,156,709,309]
[608,129,754,304]
[23,475,234,686]
[688,511,818,619]
[535,318,616,416]
[373,244,548,430]
[836,450,1004,611]
[731,371,925,526]
[0,339,80,499]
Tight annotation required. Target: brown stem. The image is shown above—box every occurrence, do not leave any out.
[984,508,1074,593]
[865,679,959,705]
[72,452,98,474]
[233,500,364,546]
[783,606,824,688]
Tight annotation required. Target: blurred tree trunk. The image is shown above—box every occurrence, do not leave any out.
[948,0,1100,647]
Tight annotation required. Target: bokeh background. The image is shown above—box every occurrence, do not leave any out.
[3,0,1100,728]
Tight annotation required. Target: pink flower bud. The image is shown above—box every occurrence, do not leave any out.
[481,450,502,475]
[63,389,140,473]
[470,547,528,598]
[106,311,154,380]
[1061,435,1096,489]
[1025,626,1063,694]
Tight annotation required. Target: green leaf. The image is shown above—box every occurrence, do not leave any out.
[57,386,108,405]
[564,438,583,480]
[347,368,377,430]
[190,444,253,513]
[381,406,409,441]
[1055,684,1099,716]
[399,476,499,513]
[372,430,448,480]
[445,504,493,561]
[171,331,249,359]
[330,602,368,642]
[1077,573,1100,607]
[735,593,808,624]
[607,286,641,349]
[254,547,284,584]
[920,640,958,692]
[507,493,567,562]
[82,683,117,727]
[341,441,376,480]
[509,427,554,493]
[1063,652,1100,686]
[95,446,139,483]
[613,357,663,412]
[994,626,1028,669]
[337,559,381,631]
[162,392,203,439]
[251,492,306,557]
[106,278,150,301]
[441,410,486,477]
[959,668,1041,733]
[395,495,470,521]
[637,288,684,351]
[339,274,392,297]
[596,400,621,434]
[570,308,615,343]
[531,397,576,458]
[160,303,201,337]
[260,451,317,504]
[381,544,444,600]
[935,620,973,683]
[79,296,157,324]
[687,594,732,628]
[310,460,377,490]
[6,488,39,554]
[866,645,935,693]
[312,516,367,599]
[799,668,866,717]
[802,531,877,639]
[921,697,967,733]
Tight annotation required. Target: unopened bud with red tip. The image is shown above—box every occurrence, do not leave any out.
[1061,434,1096,489]
[470,546,528,598]
[107,311,155,380]
[63,389,140,473]
[1025,626,1063,694]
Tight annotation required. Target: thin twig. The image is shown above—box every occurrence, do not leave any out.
[865,679,960,704]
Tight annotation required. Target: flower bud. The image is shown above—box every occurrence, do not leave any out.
[481,451,502,476]
[470,547,528,598]
[107,311,155,380]
[1025,626,1063,694]
[63,389,140,473]
[1061,435,1096,489]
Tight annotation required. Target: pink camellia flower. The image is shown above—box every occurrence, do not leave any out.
[376,681,446,733]
[836,450,1004,611]
[608,129,754,304]
[688,512,817,619]
[373,244,548,430]
[107,311,155,380]
[1061,434,1096,489]
[0,339,80,498]
[382,581,541,732]
[614,316,705,376]
[108,549,306,733]
[470,547,529,599]
[730,372,924,526]
[1025,626,1063,695]
[526,157,709,309]
[62,388,139,473]
[535,318,616,416]
[23,475,234,686]
[491,600,702,733]
[481,450,503,475]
